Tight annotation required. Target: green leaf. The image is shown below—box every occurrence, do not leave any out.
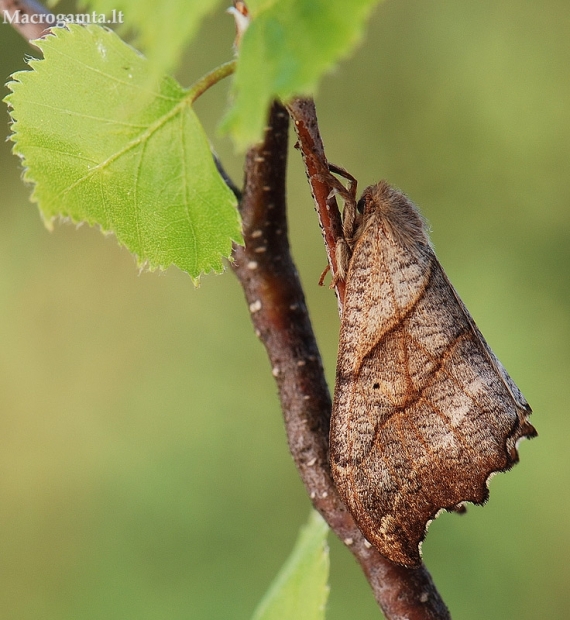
[251,511,330,620]
[48,0,223,74]
[5,25,242,281]
[223,0,383,149]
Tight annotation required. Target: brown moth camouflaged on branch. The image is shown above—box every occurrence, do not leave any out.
[330,180,537,567]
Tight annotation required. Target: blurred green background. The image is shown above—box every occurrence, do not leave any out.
[1,1,568,618]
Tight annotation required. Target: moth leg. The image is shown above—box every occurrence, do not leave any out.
[314,169,354,208]
[314,163,358,234]
[315,163,360,285]
[328,163,358,202]
[318,264,330,287]
[330,238,351,287]
[317,239,351,287]
[326,163,359,246]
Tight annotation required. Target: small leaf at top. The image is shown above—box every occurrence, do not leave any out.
[222,0,383,149]
[47,0,223,74]
[5,24,242,282]
[251,510,330,620]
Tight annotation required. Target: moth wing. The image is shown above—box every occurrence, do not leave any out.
[438,268,536,457]
[335,212,432,375]
[331,221,535,567]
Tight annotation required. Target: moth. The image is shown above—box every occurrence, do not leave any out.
[330,179,537,567]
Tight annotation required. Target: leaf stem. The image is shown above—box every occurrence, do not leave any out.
[187,60,237,103]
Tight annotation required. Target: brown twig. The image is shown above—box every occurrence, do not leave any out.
[286,97,349,305]
[232,101,451,619]
[0,0,52,42]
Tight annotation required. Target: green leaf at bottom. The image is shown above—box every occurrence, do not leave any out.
[252,510,330,620]
[5,25,242,281]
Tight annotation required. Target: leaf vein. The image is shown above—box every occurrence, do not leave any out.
[56,99,190,201]
[48,45,179,102]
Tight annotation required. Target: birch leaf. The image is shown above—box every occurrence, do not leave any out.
[5,25,242,281]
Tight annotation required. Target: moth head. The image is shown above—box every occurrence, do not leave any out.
[358,181,431,252]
